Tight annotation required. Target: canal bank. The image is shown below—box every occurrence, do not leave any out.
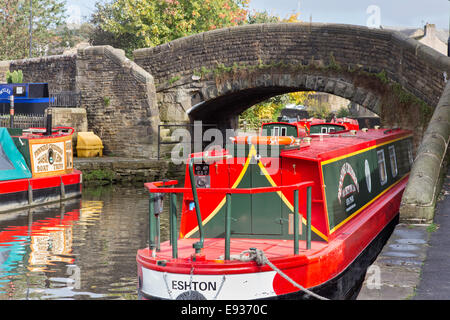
[358,166,450,300]
[74,156,184,186]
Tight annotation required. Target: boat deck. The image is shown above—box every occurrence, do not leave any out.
[139,237,327,263]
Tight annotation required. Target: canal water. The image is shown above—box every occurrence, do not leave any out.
[0,183,179,300]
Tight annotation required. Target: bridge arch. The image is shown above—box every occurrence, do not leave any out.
[184,69,383,128]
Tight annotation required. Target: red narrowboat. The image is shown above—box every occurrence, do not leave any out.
[261,117,359,138]
[137,127,413,300]
[0,126,82,214]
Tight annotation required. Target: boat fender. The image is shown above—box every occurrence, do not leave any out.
[230,136,295,145]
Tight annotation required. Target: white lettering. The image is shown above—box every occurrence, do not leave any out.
[181,304,216,317]
[172,280,217,292]
[366,5,381,29]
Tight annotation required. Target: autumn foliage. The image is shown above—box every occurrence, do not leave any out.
[96,0,249,52]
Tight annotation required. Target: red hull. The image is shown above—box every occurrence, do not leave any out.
[0,169,82,213]
[137,174,407,299]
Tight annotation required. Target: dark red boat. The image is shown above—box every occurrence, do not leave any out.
[261,117,359,139]
[0,126,82,214]
[137,126,413,300]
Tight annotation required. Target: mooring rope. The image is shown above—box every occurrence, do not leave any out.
[241,248,329,300]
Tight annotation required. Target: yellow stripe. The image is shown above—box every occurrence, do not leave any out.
[329,173,408,234]
[321,135,412,166]
[320,165,331,233]
[184,145,257,239]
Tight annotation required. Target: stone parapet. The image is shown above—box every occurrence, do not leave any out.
[400,81,450,222]
[76,45,159,159]
[134,23,450,108]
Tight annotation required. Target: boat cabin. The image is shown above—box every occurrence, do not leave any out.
[261,118,359,138]
[179,127,413,243]
[260,122,307,138]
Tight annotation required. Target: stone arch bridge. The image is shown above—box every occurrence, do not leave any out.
[133,23,450,222]
[1,23,448,221]
[135,23,446,136]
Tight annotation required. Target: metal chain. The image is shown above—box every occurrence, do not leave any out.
[162,272,174,299]
[213,275,226,300]
[188,265,194,299]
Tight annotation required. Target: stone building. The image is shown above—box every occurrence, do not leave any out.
[413,23,448,56]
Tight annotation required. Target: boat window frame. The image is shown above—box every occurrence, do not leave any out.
[321,127,328,134]
[280,127,287,136]
[407,140,414,166]
[388,145,398,178]
[272,127,280,136]
[377,149,388,186]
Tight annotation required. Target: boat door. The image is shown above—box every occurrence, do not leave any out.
[229,160,282,236]
[251,161,282,235]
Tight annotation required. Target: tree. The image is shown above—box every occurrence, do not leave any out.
[308,99,332,119]
[0,0,67,60]
[90,0,249,56]
[89,1,138,55]
[282,13,301,23]
[247,10,279,24]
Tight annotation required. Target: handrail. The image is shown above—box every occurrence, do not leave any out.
[188,157,204,254]
[145,178,315,260]
[144,180,315,194]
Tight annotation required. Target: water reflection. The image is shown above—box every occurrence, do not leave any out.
[0,184,163,300]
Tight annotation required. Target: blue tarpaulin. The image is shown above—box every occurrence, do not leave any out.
[0,128,31,181]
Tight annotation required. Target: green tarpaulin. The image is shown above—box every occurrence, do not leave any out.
[0,128,32,181]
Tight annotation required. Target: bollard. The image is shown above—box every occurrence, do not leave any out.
[225,193,231,260]
[293,189,299,255]
[170,193,178,259]
[306,186,312,250]
[45,108,52,135]
[149,194,156,256]
[9,95,14,128]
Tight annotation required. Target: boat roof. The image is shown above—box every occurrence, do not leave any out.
[280,128,412,162]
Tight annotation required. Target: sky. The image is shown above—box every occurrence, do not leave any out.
[65,0,450,30]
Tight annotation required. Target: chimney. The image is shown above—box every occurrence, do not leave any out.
[424,23,436,37]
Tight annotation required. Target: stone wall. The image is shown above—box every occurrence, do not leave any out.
[0,61,10,82]
[74,157,183,185]
[400,81,450,223]
[76,45,159,158]
[49,107,88,133]
[0,47,159,159]
[8,53,77,92]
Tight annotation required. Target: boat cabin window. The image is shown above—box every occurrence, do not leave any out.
[407,140,414,166]
[377,149,387,186]
[272,127,279,136]
[388,145,398,178]
[280,127,287,136]
[321,127,328,134]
